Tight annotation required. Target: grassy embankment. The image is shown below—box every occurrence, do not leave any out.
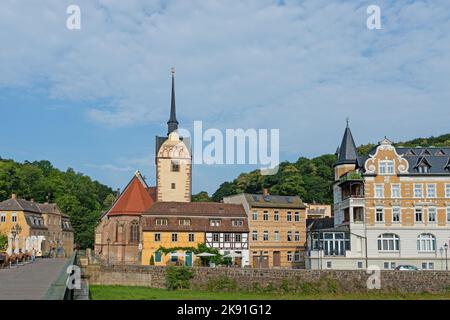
[90,285,450,300]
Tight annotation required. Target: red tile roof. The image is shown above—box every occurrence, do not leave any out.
[107,173,155,217]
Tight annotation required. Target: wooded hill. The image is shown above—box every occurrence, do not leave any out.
[204,133,450,204]
[0,158,114,248]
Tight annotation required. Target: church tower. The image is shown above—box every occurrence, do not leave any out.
[155,69,192,202]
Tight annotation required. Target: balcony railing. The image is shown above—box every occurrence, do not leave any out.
[340,171,364,183]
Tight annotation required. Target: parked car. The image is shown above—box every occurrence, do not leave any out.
[395,265,418,271]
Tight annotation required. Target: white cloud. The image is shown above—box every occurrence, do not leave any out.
[1,0,450,156]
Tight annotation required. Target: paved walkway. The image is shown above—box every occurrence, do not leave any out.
[0,259,67,300]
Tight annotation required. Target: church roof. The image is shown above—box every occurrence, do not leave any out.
[107,171,156,217]
[335,122,359,166]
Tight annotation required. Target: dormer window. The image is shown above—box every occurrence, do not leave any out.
[210,219,221,227]
[179,219,191,226]
[414,157,431,173]
[379,160,394,175]
[435,149,446,156]
[420,149,432,156]
[405,149,416,156]
[232,219,243,227]
[155,218,168,226]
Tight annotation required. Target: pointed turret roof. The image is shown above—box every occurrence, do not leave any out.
[107,171,155,217]
[167,67,179,135]
[335,120,358,166]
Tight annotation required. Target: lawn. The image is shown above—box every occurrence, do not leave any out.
[89,285,450,300]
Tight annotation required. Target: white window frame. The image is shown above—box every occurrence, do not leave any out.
[287,251,293,262]
[392,207,401,223]
[294,231,300,242]
[252,211,258,221]
[415,207,423,222]
[11,213,17,223]
[274,231,280,241]
[0,213,5,223]
[294,212,300,222]
[377,233,400,252]
[379,160,394,175]
[252,231,258,241]
[263,231,269,241]
[427,184,436,198]
[263,211,269,221]
[274,211,279,221]
[375,207,384,222]
[447,207,450,222]
[287,231,293,242]
[417,234,436,252]
[375,184,384,198]
[414,184,423,198]
[446,184,450,198]
[428,207,437,223]
[287,212,292,222]
[391,184,401,198]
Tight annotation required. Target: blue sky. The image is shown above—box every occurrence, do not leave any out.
[1,0,450,194]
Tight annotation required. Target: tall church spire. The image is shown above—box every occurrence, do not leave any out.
[336,119,358,165]
[167,67,179,135]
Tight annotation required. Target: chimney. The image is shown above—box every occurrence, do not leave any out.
[11,193,17,199]
[30,198,35,203]
[263,188,269,196]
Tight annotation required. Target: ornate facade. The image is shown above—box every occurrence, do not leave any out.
[307,123,450,270]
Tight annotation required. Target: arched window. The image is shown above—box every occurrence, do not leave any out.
[130,221,140,243]
[377,233,400,251]
[417,233,435,252]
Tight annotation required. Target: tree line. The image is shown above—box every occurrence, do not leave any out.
[0,158,114,248]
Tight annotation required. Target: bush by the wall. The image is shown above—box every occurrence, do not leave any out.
[165,266,194,291]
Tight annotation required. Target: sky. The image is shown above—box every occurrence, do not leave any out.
[1,0,450,194]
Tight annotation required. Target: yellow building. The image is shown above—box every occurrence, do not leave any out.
[224,191,307,269]
[141,202,250,267]
[0,194,74,257]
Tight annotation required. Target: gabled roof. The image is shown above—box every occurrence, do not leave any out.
[335,123,359,166]
[144,202,247,217]
[107,171,155,217]
[0,198,42,214]
[414,156,432,168]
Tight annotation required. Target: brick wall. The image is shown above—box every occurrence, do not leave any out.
[82,264,450,294]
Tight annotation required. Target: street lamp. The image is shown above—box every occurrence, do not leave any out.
[107,238,111,266]
[444,243,448,271]
[440,247,444,270]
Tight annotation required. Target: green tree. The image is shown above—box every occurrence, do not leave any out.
[191,191,212,202]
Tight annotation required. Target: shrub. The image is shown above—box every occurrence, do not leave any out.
[0,234,7,251]
[207,276,238,292]
[280,278,290,293]
[165,266,194,291]
[149,255,155,266]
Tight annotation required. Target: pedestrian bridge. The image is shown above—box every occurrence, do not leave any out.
[0,254,76,300]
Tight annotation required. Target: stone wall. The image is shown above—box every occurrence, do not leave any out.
[82,264,450,294]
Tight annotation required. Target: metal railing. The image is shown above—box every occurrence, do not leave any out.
[43,250,78,300]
